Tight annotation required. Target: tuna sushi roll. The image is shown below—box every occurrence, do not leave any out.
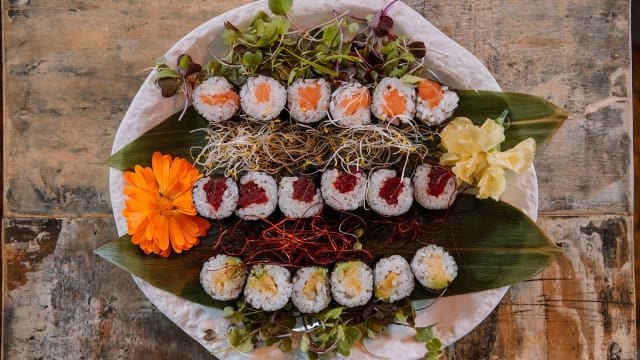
[412,164,457,210]
[330,261,373,308]
[329,82,372,127]
[411,245,458,291]
[244,264,293,311]
[192,176,238,220]
[192,76,240,123]
[415,79,459,126]
[278,176,323,218]
[366,169,413,216]
[240,75,287,121]
[320,167,367,211]
[287,78,331,124]
[291,267,331,313]
[371,77,416,126]
[200,254,247,301]
[374,255,415,303]
[235,171,278,220]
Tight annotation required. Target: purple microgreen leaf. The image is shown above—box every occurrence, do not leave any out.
[408,41,426,58]
[224,20,240,32]
[185,62,202,77]
[157,77,180,97]
[378,15,393,31]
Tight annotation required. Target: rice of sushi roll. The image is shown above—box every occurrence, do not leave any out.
[192,176,239,220]
[200,254,247,301]
[374,255,415,303]
[330,261,373,308]
[366,169,413,216]
[235,171,278,220]
[240,75,287,121]
[415,79,459,126]
[287,78,331,124]
[411,245,458,291]
[329,81,372,127]
[278,176,323,218]
[244,264,293,311]
[192,76,240,123]
[291,267,331,313]
[320,168,367,211]
[371,77,416,126]
[412,164,457,210]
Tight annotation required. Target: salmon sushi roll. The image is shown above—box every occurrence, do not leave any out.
[200,254,247,301]
[320,167,367,211]
[411,244,458,292]
[366,169,413,216]
[244,264,293,311]
[235,171,278,220]
[192,76,240,123]
[240,75,287,121]
[192,176,239,220]
[287,78,331,123]
[291,267,331,313]
[278,176,323,218]
[329,82,372,127]
[371,77,416,126]
[415,79,459,126]
[374,255,415,303]
[412,164,457,209]
[330,261,373,308]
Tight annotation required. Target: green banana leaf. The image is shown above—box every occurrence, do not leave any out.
[453,90,569,150]
[105,91,568,171]
[94,194,562,308]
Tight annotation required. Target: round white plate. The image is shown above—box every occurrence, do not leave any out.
[109,1,538,358]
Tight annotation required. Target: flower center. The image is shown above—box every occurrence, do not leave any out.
[157,195,175,216]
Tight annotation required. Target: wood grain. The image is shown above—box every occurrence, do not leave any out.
[1,0,634,359]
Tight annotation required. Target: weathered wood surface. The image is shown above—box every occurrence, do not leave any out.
[2,0,634,359]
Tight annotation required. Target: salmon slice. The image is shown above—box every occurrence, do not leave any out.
[417,79,444,108]
[340,89,371,116]
[255,82,271,103]
[382,88,407,118]
[298,82,321,110]
[200,90,240,106]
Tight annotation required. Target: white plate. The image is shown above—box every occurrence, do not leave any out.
[109,1,538,358]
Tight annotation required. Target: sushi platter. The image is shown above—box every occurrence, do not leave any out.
[99,0,567,358]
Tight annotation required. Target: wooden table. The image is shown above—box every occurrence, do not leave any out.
[2,0,634,358]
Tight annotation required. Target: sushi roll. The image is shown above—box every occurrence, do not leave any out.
[287,78,331,123]
[374,255,415,303]
[235,171,278,220]
[411,245,458,291]
[291,267,331,313]
[244,264,293,311]
[415,79,459,126]
[330,261,373,308]
[329,81,372,127]
[200,254,247,301]
[192,176,239,220]
[320,167,367,211]
[240,75,287,121]
[192,76,240,123]
[366,169,413,216]
[412,164,457,210]
[371,77,416,126]
[278,176,323,218]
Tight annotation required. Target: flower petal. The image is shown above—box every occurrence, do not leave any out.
[476,166,506,201]
[452,152,486,184]
[478,119,505,151]
[152,151,173,196]
[487,138,536,174]
[151,214,170,252]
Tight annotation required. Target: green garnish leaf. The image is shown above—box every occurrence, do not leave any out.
[222,306,234,318]
[223,29,240,45]
[278,337,292,352]
[250,11,271,26]
[299,332,311,352]
[268,0,292,16]
[344,327,362,343]
[347,22,360,34]
[322,23,339,46]
[319,306,344,321]
[415,326,435,343]
[426,338,443,351]
[400,74,422,85]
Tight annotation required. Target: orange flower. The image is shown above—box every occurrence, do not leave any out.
[122,151,210,257]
